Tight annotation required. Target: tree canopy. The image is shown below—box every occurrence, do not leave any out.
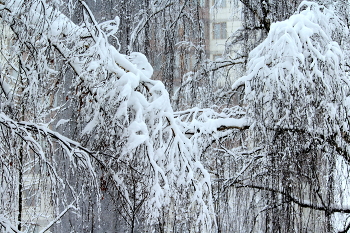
[1,0,350,232]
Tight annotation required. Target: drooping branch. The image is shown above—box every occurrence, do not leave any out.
[239,0,270,32]
[129,2,175,51]
[38,203,77,233]
[0,112,94,157]
[209,58,246,72]
[235,183,350,215]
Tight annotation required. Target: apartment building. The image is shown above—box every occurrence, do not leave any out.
[209,0,242,61]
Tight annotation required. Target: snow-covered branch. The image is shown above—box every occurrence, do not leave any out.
[38,203,77,233]
[0,112,104,165]
[174,107,249,137]
[0,215,22,233]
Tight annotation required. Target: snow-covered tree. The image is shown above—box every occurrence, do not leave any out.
[0,0,215,232]
[222,1,350,232]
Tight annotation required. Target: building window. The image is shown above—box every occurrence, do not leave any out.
[213,22,227,39]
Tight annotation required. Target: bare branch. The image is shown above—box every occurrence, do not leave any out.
[235,183,350,214]
[38,203,77,233]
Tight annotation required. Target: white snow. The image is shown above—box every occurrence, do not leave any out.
[55,119,70,128]
[127,52,154,79]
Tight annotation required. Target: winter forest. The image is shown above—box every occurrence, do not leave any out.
[1,0,350,232]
